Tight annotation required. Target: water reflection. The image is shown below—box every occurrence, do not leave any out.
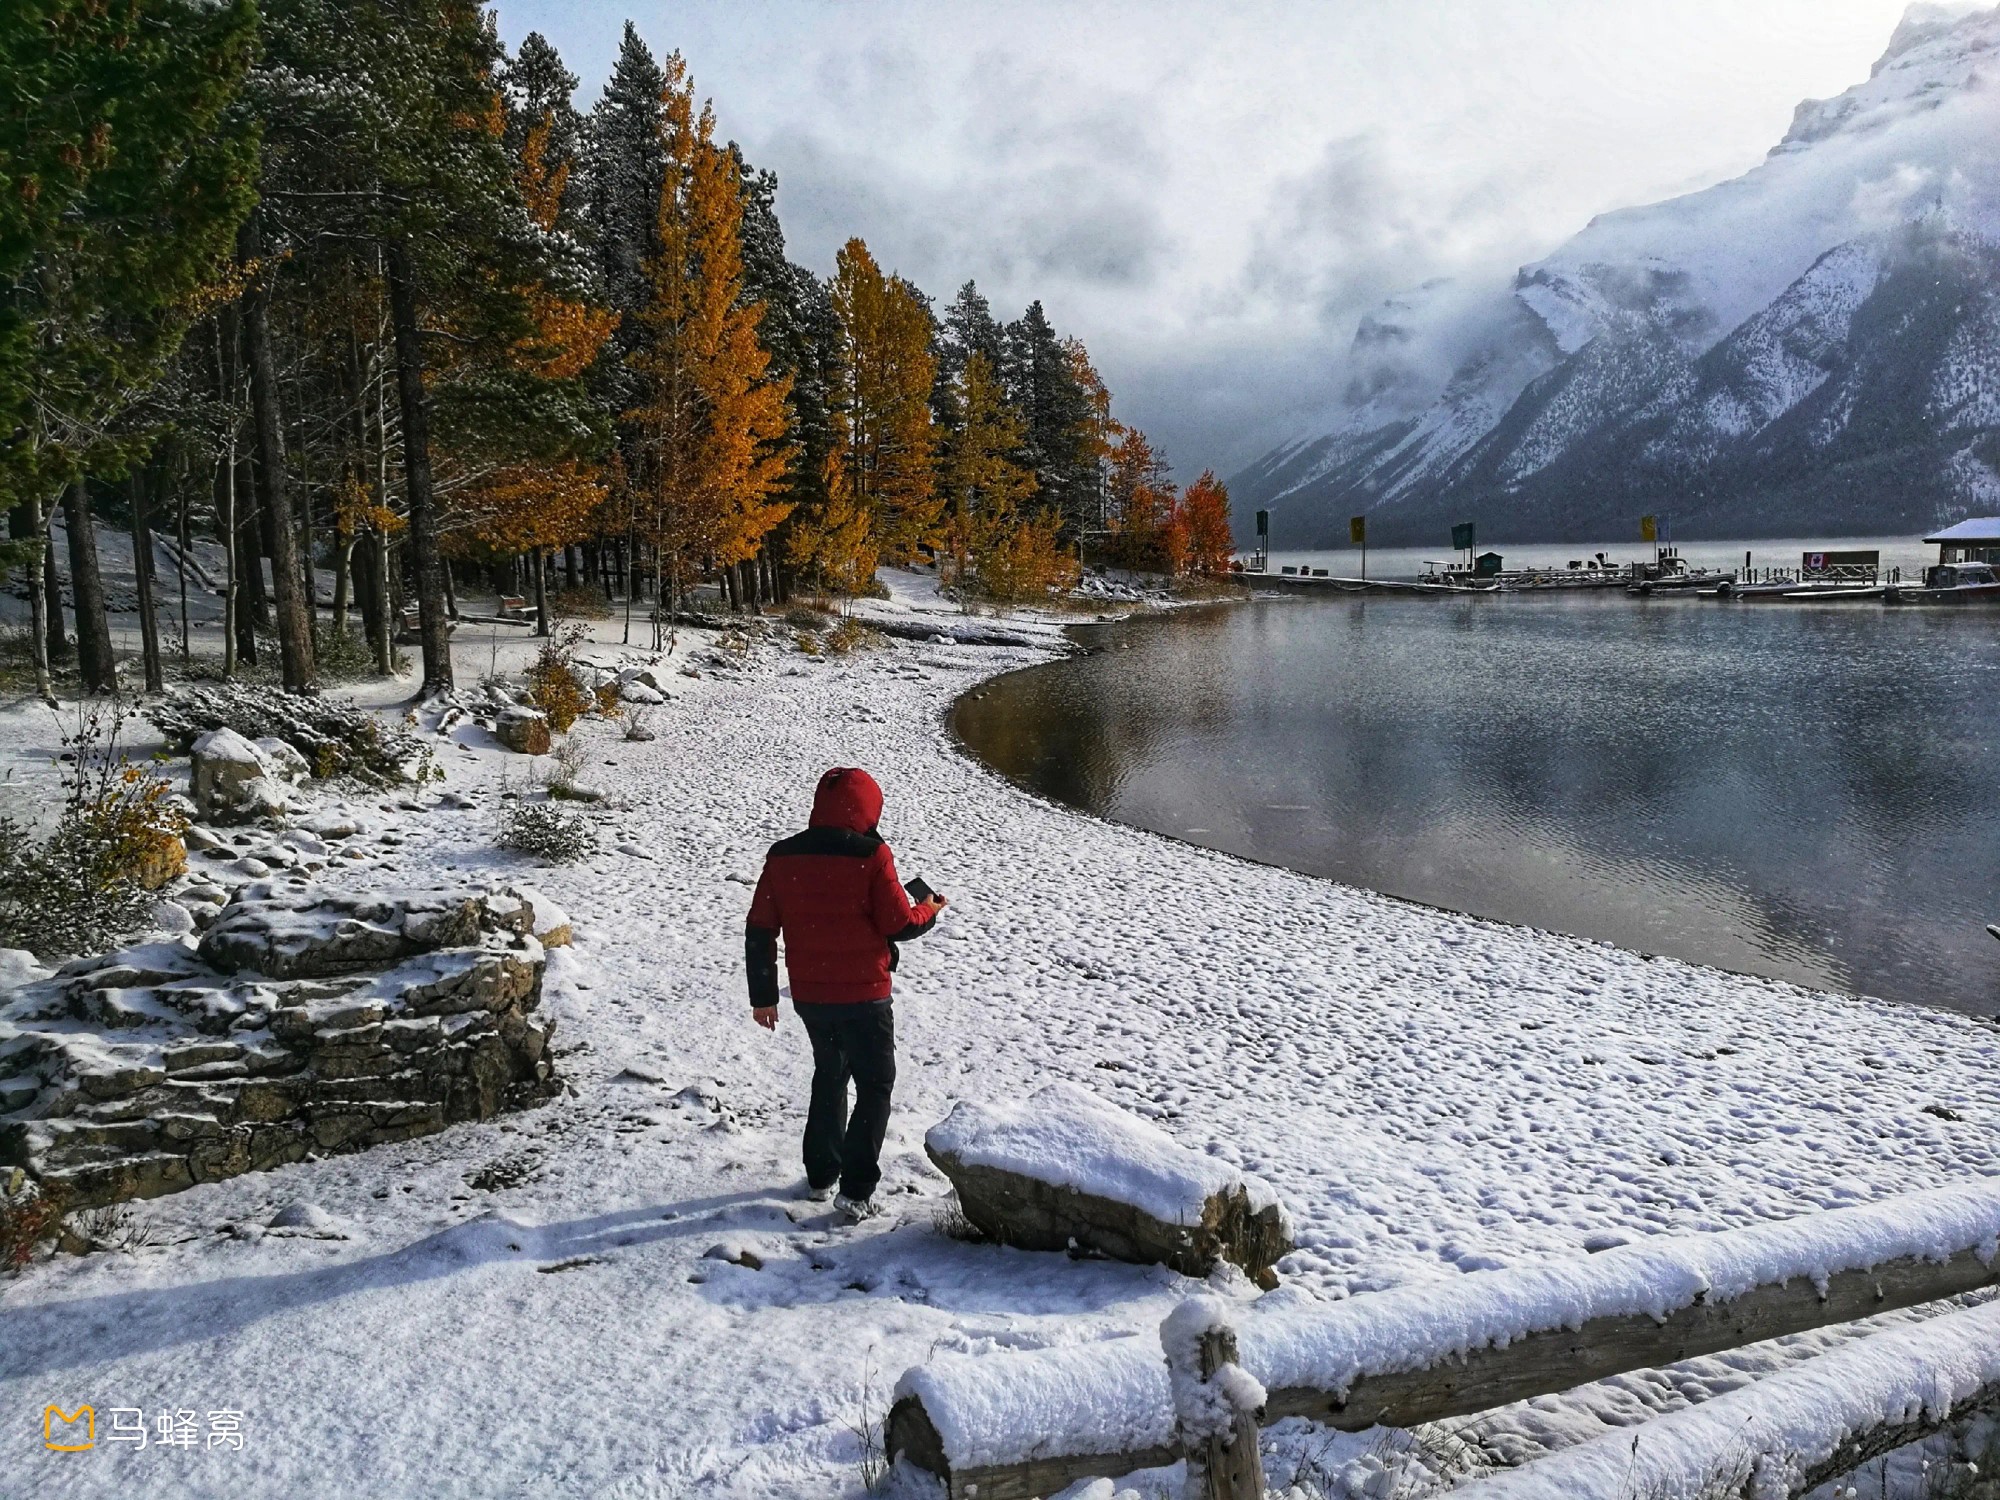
[950,595,2000,1015]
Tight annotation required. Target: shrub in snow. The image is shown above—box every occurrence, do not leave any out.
[0,705,187,959]
[148,683,433,786]
[498,799,595,862]
[523,624,593,733]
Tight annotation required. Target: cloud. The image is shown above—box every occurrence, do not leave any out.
[494,0,1918,476]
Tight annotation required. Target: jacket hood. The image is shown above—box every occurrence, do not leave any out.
[809,767,884,833]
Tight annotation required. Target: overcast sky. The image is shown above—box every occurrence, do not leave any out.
[490,0,1926,478]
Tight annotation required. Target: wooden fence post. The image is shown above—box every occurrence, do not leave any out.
[1163,1299,1266,1500]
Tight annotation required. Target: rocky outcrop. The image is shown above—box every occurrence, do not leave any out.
[925,1083,1292,1283]
[0,884,569,1208]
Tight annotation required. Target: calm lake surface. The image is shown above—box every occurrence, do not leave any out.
[952,592,2000,1016]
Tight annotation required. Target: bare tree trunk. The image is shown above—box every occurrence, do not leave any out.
[382,238,452,695]
[233,456,261,664]
[62,479,116,693]
[240,219,316,692]
[40,525,69,665]
[368,334,394,675]
[129,467,164,693]
[532,549,549,637]
[175,471,191,664]
[13,500,54,700]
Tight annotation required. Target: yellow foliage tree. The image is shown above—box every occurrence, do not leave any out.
[829,237,939,567]
[1107,426,1177,572]
[626,54,794,627]
[1178,469,1235,579]
[942,351,1037,590]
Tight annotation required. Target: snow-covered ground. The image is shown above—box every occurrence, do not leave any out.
[3,568,1998,1499]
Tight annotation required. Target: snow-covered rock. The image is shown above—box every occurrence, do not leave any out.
[0,885,560,1209]
[926,1082,1292,1280]
[495,706,551,755]
[254,736,312,785]
[190,728,290,824]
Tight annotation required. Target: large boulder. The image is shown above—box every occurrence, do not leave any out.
[190,728,289,824]
[495,706,551,755]
[926,1082,1292,1283]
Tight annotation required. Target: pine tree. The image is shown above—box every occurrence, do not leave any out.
[1003,300,1095,536]
[1,0,258,696]
[584,24,666,384]
[825,238,939,570]
[625,53,793,635]
[500,32,582,202]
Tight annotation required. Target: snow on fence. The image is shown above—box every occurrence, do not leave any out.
[886,1177,2000,1500]
[1450,1298,2000,1499]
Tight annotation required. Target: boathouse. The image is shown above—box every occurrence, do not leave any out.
[1925,517,2000,564]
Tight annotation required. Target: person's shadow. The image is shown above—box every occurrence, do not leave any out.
[0,1189,775,1380]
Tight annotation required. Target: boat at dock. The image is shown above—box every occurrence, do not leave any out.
[1886,561,2000,605]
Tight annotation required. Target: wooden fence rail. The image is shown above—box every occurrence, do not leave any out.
[887,1178,2000,1500]
[1449,1297,2000,1499]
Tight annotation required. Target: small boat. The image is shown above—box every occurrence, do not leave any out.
[1886,561,2000,605]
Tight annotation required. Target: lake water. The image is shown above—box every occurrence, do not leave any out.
[952,589,2000,1016]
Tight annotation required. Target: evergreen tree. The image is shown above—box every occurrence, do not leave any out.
[584,22,667,390]
[1,0,258,696]
[1003,300,1095,537]
[500,32,582,198]
[940,282,1008,397]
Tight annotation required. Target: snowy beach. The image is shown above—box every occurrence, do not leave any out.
[4,579,1999,1499]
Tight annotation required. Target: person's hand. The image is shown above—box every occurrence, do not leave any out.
[920,893,948,918]
[752,1006,777,1031]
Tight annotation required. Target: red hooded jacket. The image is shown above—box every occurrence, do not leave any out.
[745,768,934,1006]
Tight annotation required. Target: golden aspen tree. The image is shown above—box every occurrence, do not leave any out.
[1178,470,1236,579]
[1064,336,1118,529]
[625,53,793,627]
[942,351,1037,590]
[1107,426,1176,572]
[788,446,877,594]
[828,238,939,565]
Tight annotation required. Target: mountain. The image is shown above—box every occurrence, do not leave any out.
[1234,4,2000,548]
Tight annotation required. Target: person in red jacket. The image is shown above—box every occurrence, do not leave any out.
[746,767,945,1221]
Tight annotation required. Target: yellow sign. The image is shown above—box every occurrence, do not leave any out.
[1640,515,1658,542]
[1349,515,1366,545]
[44,1405,96,1451]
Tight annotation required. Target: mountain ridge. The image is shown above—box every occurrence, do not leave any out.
[1234,4,2000,547]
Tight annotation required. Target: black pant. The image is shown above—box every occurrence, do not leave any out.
[797,1000,896,1200]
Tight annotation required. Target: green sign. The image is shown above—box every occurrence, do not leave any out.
[1349,515,1366,545]
[1451,522,1475,552]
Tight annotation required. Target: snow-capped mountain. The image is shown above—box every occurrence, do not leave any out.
[1234,4,2000,546]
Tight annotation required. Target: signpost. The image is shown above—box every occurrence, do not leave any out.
[1252,510,1269,574]
[1450,522,1474,569]
[1349,515,1366,580]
